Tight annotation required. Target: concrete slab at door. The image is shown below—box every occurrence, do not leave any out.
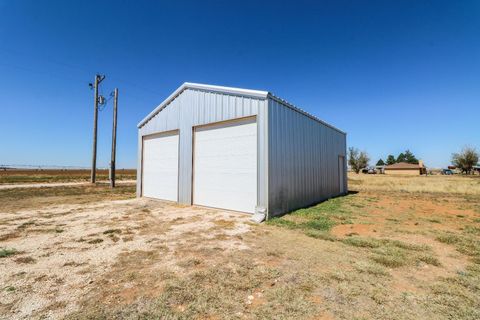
[142,131,179,201]
[193,118,257,213]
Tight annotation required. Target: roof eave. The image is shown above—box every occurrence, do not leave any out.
[137,82,269,128]
[267,93,346,135]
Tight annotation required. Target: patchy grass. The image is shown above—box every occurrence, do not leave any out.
[371,246,407,268]
[353,261,390,276]
[2,174,480,319]
[266,196,353,234]
[66,252,319,320]
[0,184,136,211]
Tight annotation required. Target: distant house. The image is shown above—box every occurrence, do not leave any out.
[384,161,427,175]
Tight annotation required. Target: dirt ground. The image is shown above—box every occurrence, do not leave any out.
[0,175,479,319]
[0,169,136,185]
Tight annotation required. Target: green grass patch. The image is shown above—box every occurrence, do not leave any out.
[300,218,335,231]
[342,237,381,248]
[4,286,15,292]
[418,254,442,266]
[0,248,17,258]
[436,233,461,245]
[304,230,337,241]
[266,218,297,229]
[266,196,355,236]
[371,246,407,268]
[354,261,390,276]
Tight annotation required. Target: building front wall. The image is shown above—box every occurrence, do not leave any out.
[385,169,420,175]
[267,98,347,217]
[138,88,269,211]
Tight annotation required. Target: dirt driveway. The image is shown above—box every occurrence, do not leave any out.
[0,198,252,319]
[1,178,479,320]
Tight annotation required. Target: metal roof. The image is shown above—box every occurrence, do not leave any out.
[137,82,346,134]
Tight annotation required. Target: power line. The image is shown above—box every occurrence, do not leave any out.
[0,46,165,98]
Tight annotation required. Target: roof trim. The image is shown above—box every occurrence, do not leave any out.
[137,83,268,128]
[137,83,346,135]
[267,94,346,135]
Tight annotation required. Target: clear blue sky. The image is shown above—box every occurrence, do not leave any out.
[0,0,478,169]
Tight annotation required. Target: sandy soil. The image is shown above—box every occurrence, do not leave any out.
[0,198,252,319]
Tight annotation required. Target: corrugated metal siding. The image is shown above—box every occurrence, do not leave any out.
[138,88,269,209]
[268,98,347,216]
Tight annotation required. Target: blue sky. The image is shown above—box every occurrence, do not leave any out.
[0,0,478,169]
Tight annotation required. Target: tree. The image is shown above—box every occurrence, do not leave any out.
[396,152,406,163]
[348,147,370,174]
[404,150,419,164]
[376,159,385,166]
[452,147,479,174]
[386,155,396,165]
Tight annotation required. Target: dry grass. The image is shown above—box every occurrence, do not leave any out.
[0,184,136,212]
[349,173,480,195]
[0,169,136,184]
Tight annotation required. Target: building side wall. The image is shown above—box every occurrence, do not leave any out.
[137,88,269,210]
[267,98,347,217]
[384,169,420,175]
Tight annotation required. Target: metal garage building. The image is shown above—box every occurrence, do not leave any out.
[137,83,347,219]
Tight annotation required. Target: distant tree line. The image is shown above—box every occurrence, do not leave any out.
[349,146,479,175]
[376,150,419,166]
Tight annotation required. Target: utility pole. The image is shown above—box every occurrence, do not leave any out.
[110,88,118,188]
[90,74,105,183]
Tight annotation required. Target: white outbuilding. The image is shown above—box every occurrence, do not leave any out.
[137,83,346,219]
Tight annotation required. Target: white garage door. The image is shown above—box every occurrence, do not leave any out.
[193,118,257,213]
[142,131,179,201]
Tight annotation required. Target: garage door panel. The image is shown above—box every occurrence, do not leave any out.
[142,132,179,201]
[194,118,257,213]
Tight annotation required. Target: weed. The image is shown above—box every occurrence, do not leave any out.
[417,254,441,267]
[371,247,407,268]
[103,229,122,235]
[0,248,17,258]
[436,233,461,245]
[464,226,480,235]
[17,221,35,229]
[4,286,15,292]
[87,238,103,244]
[177,258,202,268]
[266,249,283,257]
[15,256,36,264]
[354,261,390,276]
[342,237,381,248]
